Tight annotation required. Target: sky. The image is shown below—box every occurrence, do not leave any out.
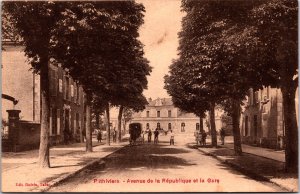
[137,0,185,100]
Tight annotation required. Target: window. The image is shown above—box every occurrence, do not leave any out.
[78,113,81,132]
[168,123,172,130]
[168,110,171,117]
[50,108,52,136]
[74,83,77,102]
[59,79,63,93]
[196,123,200,131]
[65,77,69,100]
[50,108,57,135]
[75,113,79,134]
[50,69,57,96]
[254,91,258,105]
[57,109,61,135]
[146,111,150,117]
[77,84,80,103]
[146,123,150,129]
[74,117,76,134]
[181,123,185,132]
[245,116,249,136]
[71,84,74,98]
[254,115,258,137]
[157,122,160,129]
[157,111,160,117]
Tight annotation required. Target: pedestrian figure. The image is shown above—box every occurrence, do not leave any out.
[97,129,102,143]
[64,129,69,144]
[198,131,203,146]
[220,127,226,145]
[148,129,152,143]
[194,130,199,145]
[201,131,207,146]
[112,128,117,143]
[154,128,159,144]
[170,130,175,145]
[82,129,86,142]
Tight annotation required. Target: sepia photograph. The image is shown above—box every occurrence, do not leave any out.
[1,0,298,192]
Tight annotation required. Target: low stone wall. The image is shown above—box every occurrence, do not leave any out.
[2,119,40,152]
[16,120,40,151]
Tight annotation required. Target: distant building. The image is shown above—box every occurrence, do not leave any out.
[2,42,87,150]
[129,97,221,134]
[241,87,298,149]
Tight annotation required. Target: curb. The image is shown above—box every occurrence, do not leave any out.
[31,144,127,192]
[197,148,292,192]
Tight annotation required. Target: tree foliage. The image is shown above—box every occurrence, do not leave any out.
[3,1,150,165]
[167,0,297,160]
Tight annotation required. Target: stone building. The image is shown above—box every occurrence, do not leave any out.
[2,42,86,150]
[129,98,213,134]
[240,87,298,149]
[47,60,86,144]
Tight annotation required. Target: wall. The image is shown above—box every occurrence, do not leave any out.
[16,121,40,151]
[129,98,207,134]
[2,43,86,147]
[2,44,40,122]
[240,87,297,149]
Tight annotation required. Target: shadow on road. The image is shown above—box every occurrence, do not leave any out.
[101,144,195,171]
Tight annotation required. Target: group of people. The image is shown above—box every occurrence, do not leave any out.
[143,128,175,145]
[145,128,160,143]
[194,130,207,146]
[94,128,118,143]
[194,127,227,146]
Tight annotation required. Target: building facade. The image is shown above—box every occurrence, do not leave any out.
[47,60,86,144]
[129,98,209,134]
[241,87,298,149]
[2,42,87,148]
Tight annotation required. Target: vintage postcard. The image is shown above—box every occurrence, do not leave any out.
[1,0,298,192]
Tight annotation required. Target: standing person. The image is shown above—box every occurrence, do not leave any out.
[154,128,159,144]
[194,130,199,145]
[64,129,69,144]
[148,129,152,143]
[82,128,86,143]
[202,130,207,146]
[97,129,102,143]
[170,130,175,145]
[113,128,117,143]
[220,127,226,145]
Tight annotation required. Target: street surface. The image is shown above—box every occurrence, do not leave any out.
[49,134,284,192]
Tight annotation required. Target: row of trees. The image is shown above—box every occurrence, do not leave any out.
[164,0,297,173]
[2,1,151,168]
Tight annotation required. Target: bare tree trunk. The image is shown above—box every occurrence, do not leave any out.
[85,103,92,152]
[38,61,50,168]
[209,103,217,147]
[282,84,298,173]
[122,121,126,133]
[95,113,100,129]
[200,117,204,132]
[106,104,110,145]
[117,105,124,143]
[232,99,242,155]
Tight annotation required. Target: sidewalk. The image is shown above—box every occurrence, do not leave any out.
[2,140,127,192]
[2,140,103,171]
[196,143,298,192]
[222,142,285,162]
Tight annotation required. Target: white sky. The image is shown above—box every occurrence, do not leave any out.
[138,0,185,99]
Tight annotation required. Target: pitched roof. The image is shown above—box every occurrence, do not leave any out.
[148,98,173,106]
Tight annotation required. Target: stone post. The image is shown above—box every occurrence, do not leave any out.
[7,110,21,152]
